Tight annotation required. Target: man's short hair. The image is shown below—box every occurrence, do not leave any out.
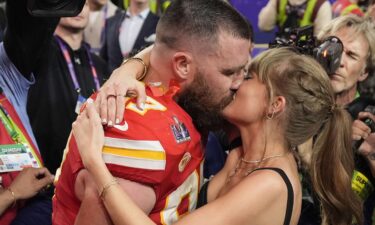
[155,0,252,50]
[317,15,375,72]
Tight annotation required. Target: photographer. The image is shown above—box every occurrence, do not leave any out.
[298,14,375,225]
[317,15,375,187]
[0,0,59,224]
[258,0,332,36]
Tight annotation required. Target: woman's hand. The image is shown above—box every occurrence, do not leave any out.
[72,99,105,169]
[95,46,152,126]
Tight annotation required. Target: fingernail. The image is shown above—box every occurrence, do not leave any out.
[115,118,120,124]
[87,98,93,104]
[102,118,107,124]
[108,120,113,127]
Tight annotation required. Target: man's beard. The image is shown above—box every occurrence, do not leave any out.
[177,72,234,133]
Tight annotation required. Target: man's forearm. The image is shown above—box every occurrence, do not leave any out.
[3,0,59,76]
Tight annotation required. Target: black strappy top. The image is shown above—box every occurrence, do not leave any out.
[197,167,294,225]
[249,168,294,225]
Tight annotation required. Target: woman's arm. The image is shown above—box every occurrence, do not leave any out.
[74,102,292,225]
[72,99,156,225]
[95,46,152,126]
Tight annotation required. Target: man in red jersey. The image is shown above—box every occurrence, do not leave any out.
[52,0,253,225]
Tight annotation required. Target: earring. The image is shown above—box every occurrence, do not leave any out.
[266,108,275,120]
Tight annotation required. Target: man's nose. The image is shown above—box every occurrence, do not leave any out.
[339,52,346,68]
[231,71,244,89]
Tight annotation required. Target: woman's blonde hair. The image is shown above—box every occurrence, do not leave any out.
[249,48,363,225]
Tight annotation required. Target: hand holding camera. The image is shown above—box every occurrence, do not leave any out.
[347,97,375,153]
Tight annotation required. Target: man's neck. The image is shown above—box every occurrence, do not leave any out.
[335,87,358,106]
[143,68,171,93]
[129,2,149,16]
[88,1,105,11]
[55,26,83,50]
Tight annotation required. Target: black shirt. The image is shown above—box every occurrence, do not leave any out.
[27,37,109,174]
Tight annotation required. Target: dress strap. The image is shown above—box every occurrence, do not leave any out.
[249,167,294,225]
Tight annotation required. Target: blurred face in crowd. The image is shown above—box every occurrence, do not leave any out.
[178,32,251,131]
[59,1,90,31]
[330,27,369,95]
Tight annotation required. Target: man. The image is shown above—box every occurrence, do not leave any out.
[84,0,120,55]
[52,0,252,225]
[258,0,332,35]
[101,0,159,72]
[298,14,375,225]
[317,15,374,106]
[0,0,59,224]
[27,1,110,176]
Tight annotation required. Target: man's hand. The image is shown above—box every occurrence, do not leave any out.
[9,167,54,200]
[352,112,375,142]
[353,112,375,176]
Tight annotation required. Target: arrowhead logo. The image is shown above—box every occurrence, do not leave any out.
[114,121,129,131]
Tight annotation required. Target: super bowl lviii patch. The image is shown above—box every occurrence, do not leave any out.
[170,116,191,144]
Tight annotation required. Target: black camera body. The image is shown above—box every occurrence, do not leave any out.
[269,25,343,75]
[27,0,85,17]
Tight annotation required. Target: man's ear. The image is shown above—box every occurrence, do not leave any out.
[172,52,193,81]
[358,66,369,82]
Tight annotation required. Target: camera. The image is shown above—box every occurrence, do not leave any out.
[269,25,344,75]
[27,0,85,17]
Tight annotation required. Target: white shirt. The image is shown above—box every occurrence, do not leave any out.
[84,0,119,55]
[119,8,150,57]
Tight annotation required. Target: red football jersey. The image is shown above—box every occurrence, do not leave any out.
[53,84,204,225]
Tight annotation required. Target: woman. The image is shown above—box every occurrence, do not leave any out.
[73,48,362,225]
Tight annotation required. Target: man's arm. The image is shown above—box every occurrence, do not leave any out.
[3,0,59,76]
[258,0,278,32]
[74,169,156,225]
[313,1,332,36]
[72,101,156,225]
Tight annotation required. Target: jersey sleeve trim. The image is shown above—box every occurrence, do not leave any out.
[103,137,166,170]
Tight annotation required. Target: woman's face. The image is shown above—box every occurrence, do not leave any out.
[222,71,269,125]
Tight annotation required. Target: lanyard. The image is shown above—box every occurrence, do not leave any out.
[0,103,42,167]
[55,36,101,92]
